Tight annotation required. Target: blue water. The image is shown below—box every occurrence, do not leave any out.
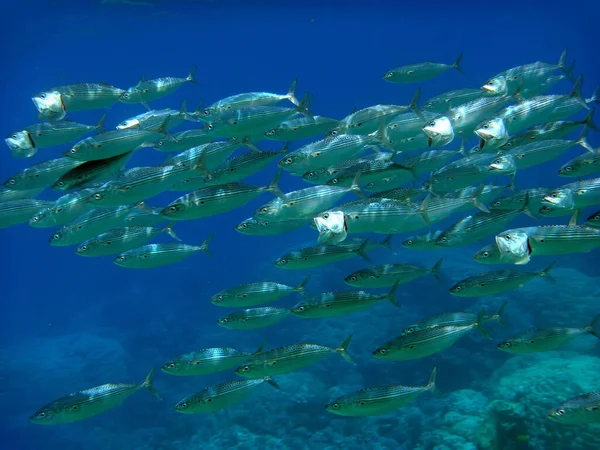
[1,1,600,449]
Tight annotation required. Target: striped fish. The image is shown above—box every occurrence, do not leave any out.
[211,276,308,307]
[29,189,96,228]
[175,377,279,414]
[436,210,519,247]
[217,307,291,331]
[235,336,354,378]
[548,391,600,424]
[113,236,213,269]
[29,369,160,425]
[345,259,443,288]
[326,367,436,417]
[235,217,309,236]
[4,157,83,191]
[0,199,53,229]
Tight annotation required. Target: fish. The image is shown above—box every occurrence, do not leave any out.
[51,152,133,192]
[204,148,285,186]
[123,204,166,227]
[344,259,443,288]
[217,307,291,331]
[211,276,309,307]
[166,137,256,172]
[498,315,600,353]
[548,391,600,424]
[162,343,265,376]
[373,312,488,361]
[175,377,280,414]
[422,88,483,113]
[235,335,354,378]
[116,103,192,131]
[325,367,436,417]
[301,153,395,186]
[542,177,600,212]
[119,66,198,106]
[558,150,600,177]
[113,235,213,269]
[402,302,507,334]
[49,203,148,247]
[198,79,300,121]
[402,230,444,250]
[235,217,309,236]
[4,157,83,191]
[265,115,340,141]
[162,172,286,221]
[585,211,600,228]
[154,127,217,152]
[435,210,519,248]
[290,282,399,319]
[0,187,44,202]
[29,189,96,228]
[0,199,53,229]
[473,242,525,265]
[383,53,463,83]
[29,369,160,425]
[32,84,125,120]
[5,115,105,158]
[75,223,180,257]
[449,263,555,297]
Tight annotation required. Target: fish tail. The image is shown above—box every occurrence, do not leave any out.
[489,301,509,327]
[453,52,464,75]
[267,168,288,202]
[186,64,200,85]
[577,127,594,153]
[163,222,181,242]
[356,239,372,262]
[286,78,300,106]
[475,309,492,340]
[296,92,315,121]
[157,115,172,137]
[349,172,366,199]
[336,335,355,365]
[427,366,438,394]
[369,119,393,150]
[472,184,490,213]
[264,377,281,390]
[200,232,214,256]
[379,234,394,252]
[143,368,162,400]
[431,258,444,284]
[409,87,425,119]
[588,86,599,105]
[240,135,261,153]
[538,261,556,283]
[419,194,432,226]
[581,109,598,132]
[569,75,589,110]
[387,281,401,308]
[558,49,576,82]
[584,314,600,339]
[295,274,310,294]
[96,113,107,132]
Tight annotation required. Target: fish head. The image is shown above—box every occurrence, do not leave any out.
[119,88,139,104]
[75,242,93,256]
[64,138,95,159]
[473,244,503,264]
[314,211,347,244]
[161,203,187,219]
[489,155,516,174]
[586,213,600,227]
[302,170,327,184]
[495,230,531,264]
[274,253,294,268]
[5,131,36,158]
[475,118,508,149]
[113,253,132,267]
[382,69,400,82]
[29,208,53,228]
[254,203,279,219]
[197,107,220,123]
[235,218,257,234]
[324,127,343,139]
[558,162,576,176]
[449,280,470,296]
[264,128,279,139]
[481,76,506,96]
[116,118,140,130]
[542,189,574,209]
[422,116,454,147]
[372,345,398,360]
[290,303,310,316]
[234,362,263,378]
[325,399,355,416]
[48,229,68,247]
[277,153,301,171]
[497,340,519,353]
[32,91,65,121]
[174,397,195,413]
[402,326,418,335]
[216,316,232,327]
[161,360,184,374]
[434,232,457,248]
[85,187,114,207]
[210,292,232,305]
[29,406,58,425]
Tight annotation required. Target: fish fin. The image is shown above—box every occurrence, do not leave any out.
[96,113,107,132]
[186,64,200,85]
[386,281,401,308]
[489,301,509,327]
[336,335,355,364]
[286,78,300,106]
[569,209,580,226]
[419,194,431,226]
[264,377,281,390]
[588,85,600,105]
[380,234,393,252]
[349,172,366,199]
[141,101,151,111]
[240,135,261,153]
[427,367,438,394]
[295,274,310,293]
[409,87,424,119]
[267,168,288,202]
[356,239,372,262]
[200,232,214,256]
[581,109,598,132]
[569,75,589,110]
[586,314,600,339]
[453,52,464,75]
[431,258,444,283]
[559,49,576,82]
[157,116,172,137]
[142,368,162,400]
[475,309,492,339]
[472,184,490,213]
[163,222,181,242]
[576,128,594,153]
[539,261,556,283]
[255,339,267,354]
[296,92,315,121]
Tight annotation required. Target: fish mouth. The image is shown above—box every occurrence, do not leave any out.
[542,195,560,205]
[489,163,504,171]
[481,85,496,93]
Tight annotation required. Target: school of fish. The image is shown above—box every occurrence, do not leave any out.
[4,55,600,426]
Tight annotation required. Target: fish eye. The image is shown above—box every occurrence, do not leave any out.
[428,121,435,127]
[405,240,413,245]
[504,234,511,240]
[322,213,329,219]
[220,318,229,323]
[207,124,214,130]
[217,295,223,301]
[297,306,305,312]
[385,72,393,78]
[330,130,338,136]
[482,251,489,257]
[284,158,293,164]
[40,93,46,99]
[331,403,339,409]
[240,223,247,228]
[483,123,489,129]
[52,234,60,240]
[564,166,572,172]
[241,366,250,372]
[117,256,126,262]
[38,412,46,418]
[7,179,15,185]
[348,276,357,282]
[70,148,77,154]
[557,409,565,416]
[454,286,462,291]
[265,129,276,136]
[260,207,269,213]
[279,259,287,265]
[378,348,387,355]
[502,342,512,347]
[179,402,188,409]
[440,237,447,242]
[80,245,87,251]
[169,206,177,212]
[94,193,102,200]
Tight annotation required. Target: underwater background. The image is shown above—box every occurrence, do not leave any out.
[1,0,600,449]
